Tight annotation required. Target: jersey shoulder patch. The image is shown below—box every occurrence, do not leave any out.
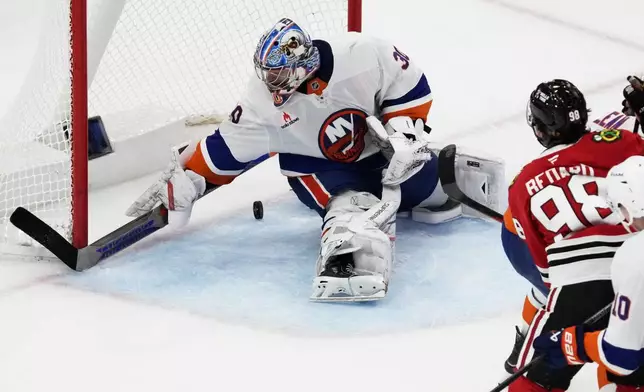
[591,129,622,143]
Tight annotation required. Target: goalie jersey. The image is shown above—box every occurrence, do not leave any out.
[183,32,433,185]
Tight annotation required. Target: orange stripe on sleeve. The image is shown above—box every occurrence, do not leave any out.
[382,100,432,123]
[584,330,604,366]
[185,143,237,185]
[596,366,613,390]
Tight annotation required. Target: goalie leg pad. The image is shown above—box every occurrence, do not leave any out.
[451,146,506,218]
[311,188,399,302]
[312,274,387,302]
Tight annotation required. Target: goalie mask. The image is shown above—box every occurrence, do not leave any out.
[253,18,320,106]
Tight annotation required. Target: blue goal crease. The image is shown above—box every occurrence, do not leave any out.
[60,197,529,336]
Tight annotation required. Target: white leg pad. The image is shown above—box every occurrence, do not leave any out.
[453,146,506,217]
[311,275,387,302]
[427,143,506,219]
[310,187,400,302]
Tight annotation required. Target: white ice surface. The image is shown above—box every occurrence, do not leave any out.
[3,0,644,391]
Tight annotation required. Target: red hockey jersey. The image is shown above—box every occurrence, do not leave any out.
[509,129,644,287]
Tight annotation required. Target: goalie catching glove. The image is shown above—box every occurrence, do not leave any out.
[126,147,206,227]
[367,116,433,185]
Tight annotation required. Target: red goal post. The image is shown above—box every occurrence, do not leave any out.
[0,0,362,256]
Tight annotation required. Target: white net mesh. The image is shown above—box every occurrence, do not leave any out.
[88,0,350,140]
[0,0,352,252]
[0,0,73,251]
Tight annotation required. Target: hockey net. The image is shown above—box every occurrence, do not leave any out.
[0,0,361,256]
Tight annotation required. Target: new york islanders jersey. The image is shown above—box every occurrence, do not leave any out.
[582,233,644,376]
[184,32,433,185]
[508,129,644,288]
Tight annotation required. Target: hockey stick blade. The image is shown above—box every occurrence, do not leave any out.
[10,154,269,271]
[75,205,170,271]
[10,205,169,271]
[10,183,227,271]
[437,144,503,223]
[10,207,79,268]
[488,302,612,392]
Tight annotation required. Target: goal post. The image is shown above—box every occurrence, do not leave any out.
[0,0,362,255]
[71,0,89,249]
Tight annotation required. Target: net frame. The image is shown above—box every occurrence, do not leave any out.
[4,0,362,254]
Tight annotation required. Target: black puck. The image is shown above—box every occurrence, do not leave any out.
[253,200,264,220]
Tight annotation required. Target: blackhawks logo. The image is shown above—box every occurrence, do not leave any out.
[593,129,621,143]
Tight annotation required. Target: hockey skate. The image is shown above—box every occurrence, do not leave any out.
[504,326,526,374]
[311,253,387,302]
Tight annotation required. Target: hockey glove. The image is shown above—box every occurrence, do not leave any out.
[533,325,590,369]
[126,147,206,227]
[366,116,433,186]
[622,76,644,122]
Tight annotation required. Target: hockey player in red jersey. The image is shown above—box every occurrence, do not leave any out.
[501,78,642,377]
[506,78,644,391]
[528,77,644,391]
[533,155,644,392]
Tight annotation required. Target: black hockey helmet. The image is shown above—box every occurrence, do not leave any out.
[526,79,588,148]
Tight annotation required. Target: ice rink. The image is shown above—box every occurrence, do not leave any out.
[2,0,644,391]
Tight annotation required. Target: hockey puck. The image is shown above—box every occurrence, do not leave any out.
[253,200,264,220]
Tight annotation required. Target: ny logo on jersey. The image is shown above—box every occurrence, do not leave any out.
[318,108,367,163]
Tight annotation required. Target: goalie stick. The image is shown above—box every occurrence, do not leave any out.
[488,302,612,392]
[10,186,222,271]
[10,154,270,271]
[437,144,503,223]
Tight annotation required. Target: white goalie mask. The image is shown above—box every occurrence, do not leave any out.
[606,155,644,226]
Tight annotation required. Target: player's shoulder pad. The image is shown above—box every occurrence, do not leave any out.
[508,164,529,189]
[327,31,372,53]
[613,232,644,278]
[229,77,275,119]
[325,32,380,71]
[341,34,398,62]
